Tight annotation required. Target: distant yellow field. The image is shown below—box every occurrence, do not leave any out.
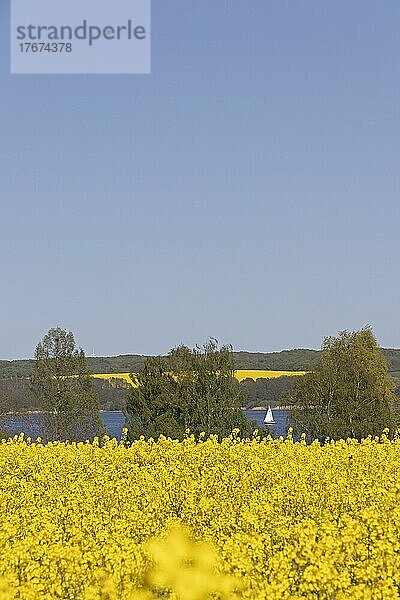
[91,370,306,386]
[91,373,134,384]
[234,369,306,382]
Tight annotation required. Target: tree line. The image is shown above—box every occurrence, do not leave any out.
[0,326,399,441]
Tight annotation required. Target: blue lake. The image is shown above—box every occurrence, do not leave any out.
[245,409,290,438]
[3,409,291,440]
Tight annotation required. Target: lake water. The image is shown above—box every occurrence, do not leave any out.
[3,409,291,441]
[245,409,290,438]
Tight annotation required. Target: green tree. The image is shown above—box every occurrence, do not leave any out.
[125,339,251,440]
[289,327,397,440]
[31,327,104,441]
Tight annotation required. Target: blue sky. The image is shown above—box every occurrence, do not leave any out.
[0,1,399,359]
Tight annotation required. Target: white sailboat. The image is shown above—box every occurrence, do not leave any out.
[263,406,275,425]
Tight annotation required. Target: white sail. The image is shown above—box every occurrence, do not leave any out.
[264,406,275,424]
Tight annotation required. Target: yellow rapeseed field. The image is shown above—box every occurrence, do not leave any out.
[233,370,306,382]
[91,373,134,385]
[1,431,400,599]
[91,370,306,386]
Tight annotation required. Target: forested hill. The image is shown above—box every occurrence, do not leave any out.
[0,355,148,379]
[1,348,400,379]
[233,350,320,371]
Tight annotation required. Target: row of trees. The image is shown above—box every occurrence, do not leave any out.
[25,325,399,442]
[28,330,250,441]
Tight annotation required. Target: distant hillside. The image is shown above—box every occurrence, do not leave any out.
[1,348,400,379]
[233,349,320,371]
[0,355,149,379]
[235,349,400,373]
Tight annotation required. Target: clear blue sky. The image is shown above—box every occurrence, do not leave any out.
[0,1,399,360]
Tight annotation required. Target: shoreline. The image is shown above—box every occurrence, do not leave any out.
[4,408,292,417]
[246,406,292,411]
[3,410,125,416]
